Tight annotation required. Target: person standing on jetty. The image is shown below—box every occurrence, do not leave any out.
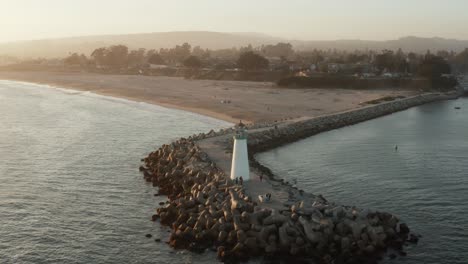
[260,175,263,182]
[239,176,243,186]
[235,177,238,185]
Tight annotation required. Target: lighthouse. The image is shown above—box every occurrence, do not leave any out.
[230,121,250,181]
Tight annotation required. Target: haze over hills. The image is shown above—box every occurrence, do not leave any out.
[295,36,468,54]
[1,31,468,58]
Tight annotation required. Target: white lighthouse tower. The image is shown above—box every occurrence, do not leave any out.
[230,121,250,181]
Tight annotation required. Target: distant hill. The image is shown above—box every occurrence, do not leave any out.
[0,31,283,58]
[0,31,467,58]
[295,36,468,53]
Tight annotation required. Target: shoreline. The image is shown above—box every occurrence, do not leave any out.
[0,70,419,124]
[140,92,461,262]
[3,76,462,262]
[0,78,240,124]
[246,91,462,197]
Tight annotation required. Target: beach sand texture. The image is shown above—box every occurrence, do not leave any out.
[0,71,417,123]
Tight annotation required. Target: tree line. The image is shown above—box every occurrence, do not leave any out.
[64,42,289,71]
[63,42,468,78]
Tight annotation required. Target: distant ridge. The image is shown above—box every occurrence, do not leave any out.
[295,36,468,53]
[0,31,283,58]
[1,31,467,58]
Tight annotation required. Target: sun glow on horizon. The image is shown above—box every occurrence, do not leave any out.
[1,0,468,43]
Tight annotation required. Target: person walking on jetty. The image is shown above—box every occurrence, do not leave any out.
[239,176,243,186]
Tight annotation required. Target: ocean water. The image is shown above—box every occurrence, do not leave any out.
[257,97,468,264]
[2,80,467,264]
[0,80,231,264]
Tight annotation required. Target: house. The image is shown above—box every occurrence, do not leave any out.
[327,63,346,73]
[149,64,168,70]
[309,64,317,72]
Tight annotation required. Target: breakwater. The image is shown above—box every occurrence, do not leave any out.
[244,91,461,154]
[277,76,459,92]
[140,139,413,264]
[140,91,461,263]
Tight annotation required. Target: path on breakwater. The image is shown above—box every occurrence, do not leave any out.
[141,90,461,263]
[197,91,461,212]
[198,133,300,212]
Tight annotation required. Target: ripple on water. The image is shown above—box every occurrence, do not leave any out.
[0,81,231,264]
[257,98,468,264]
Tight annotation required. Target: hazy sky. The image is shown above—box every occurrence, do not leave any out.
[1,0,468,43]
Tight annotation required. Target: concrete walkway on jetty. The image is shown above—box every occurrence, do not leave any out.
[144,90,463,263]
[198,134,297,212]
[197,114,315,212]
[196,90,463,212]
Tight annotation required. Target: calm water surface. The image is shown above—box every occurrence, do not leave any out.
[0,80,231,264]
[2,80,467,264]
[257,97,468,264]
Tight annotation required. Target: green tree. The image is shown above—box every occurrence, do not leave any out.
[148,53,165,65]
[90,47,107,67]
[192,46,210,59]
[64,53,82,65]
[454,48,468,72]
[127,48,146,67]
[107,45,129,68]
[239,44,254,54]
[90,45,129,69]
[418,54,451,78]
[183,55,202,69]
[375,50,395,73]
[261,42,294,58]
[173,42,191,63]
[237,51,269,71]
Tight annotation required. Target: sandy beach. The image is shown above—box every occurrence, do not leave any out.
[2,70,456,263]
[0,70,417,123]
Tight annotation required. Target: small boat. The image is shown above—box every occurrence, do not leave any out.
[454,107,461,109]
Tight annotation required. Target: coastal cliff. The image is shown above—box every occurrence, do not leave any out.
[140,91,460,263]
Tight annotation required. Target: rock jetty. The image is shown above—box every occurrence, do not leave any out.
[245,92,461,153]
[141,139,410,263]
[140,92,459,263]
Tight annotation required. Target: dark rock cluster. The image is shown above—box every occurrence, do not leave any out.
[139,92,462,262]
[140,137,417,263]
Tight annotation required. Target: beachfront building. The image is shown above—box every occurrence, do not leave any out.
[230,121,250,181]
